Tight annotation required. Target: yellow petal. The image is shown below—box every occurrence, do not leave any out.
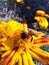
[29,49,48,64]
[33,37,49,47]
[35,10,45,16]
[18,54,22,65]
[0,46,6,51]
[8,52,19,65]
[2,38,14,50]
[2,50,11,58]
[22,51,29,65]
[31,47,49,57]
[1,50,15,65]
[26,50,35,65]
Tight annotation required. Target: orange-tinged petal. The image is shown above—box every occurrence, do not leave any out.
[30,47,49,57]
[32,42,49,47]
[36,10,45,16]
[29,49,49,64]
[33,37,49,47]
[0,45,6,51]
[8,52,19,65]
[2,50,11,58]
[2,38,14,50]
[34,37,49,43]
[1,50,15,65]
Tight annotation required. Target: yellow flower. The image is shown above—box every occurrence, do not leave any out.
[0,19,49,65]
[16,0,23,3]
[34,10,49,29]
[34,16,48,29]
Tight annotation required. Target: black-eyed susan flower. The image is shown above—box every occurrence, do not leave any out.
[0,19,49,65]
[34,16,48,29]
[34,10,49,29]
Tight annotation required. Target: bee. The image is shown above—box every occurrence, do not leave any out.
[21,29,38,39]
